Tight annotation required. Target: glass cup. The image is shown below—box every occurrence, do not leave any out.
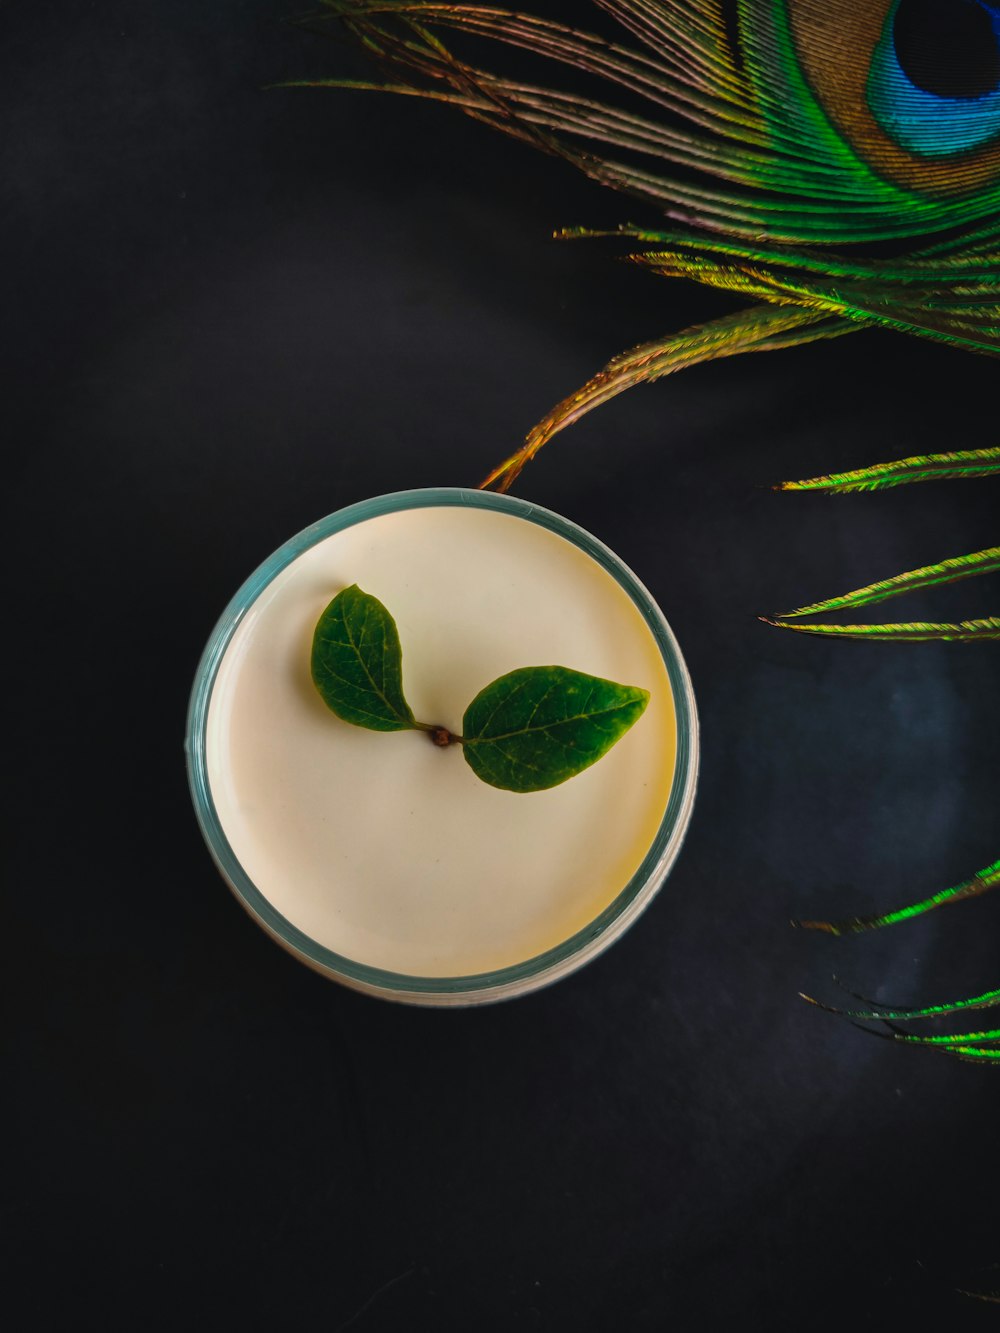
[186,488,698,1004]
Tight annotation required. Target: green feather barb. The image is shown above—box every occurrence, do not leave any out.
[796,858,1000,936]
[778,446,1000,493]
[800,986,1000,1021]
[759,616,1000,642]
[803,984,1000,1063]
[775,547,1000,619]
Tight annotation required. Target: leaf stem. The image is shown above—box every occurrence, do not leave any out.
[413,721,465,746]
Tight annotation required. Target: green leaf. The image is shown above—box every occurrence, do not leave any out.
[461,665,649,793]
[311,584,416,731]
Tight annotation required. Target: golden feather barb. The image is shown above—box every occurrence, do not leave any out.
[480,303,853,490]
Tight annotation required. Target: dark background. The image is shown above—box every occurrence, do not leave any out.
[5,3,998,1328]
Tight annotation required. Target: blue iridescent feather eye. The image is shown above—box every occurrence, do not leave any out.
[868,0,1000,156]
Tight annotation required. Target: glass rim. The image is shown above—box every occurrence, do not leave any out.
[185,487,699,1005]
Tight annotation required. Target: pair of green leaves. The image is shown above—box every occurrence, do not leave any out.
[310,585,649,793]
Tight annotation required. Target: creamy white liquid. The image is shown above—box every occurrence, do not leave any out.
[206,505,677,977]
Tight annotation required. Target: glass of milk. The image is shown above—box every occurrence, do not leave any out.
[186,489,698,1004]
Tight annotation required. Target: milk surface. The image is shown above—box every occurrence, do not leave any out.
[206,505,677,976]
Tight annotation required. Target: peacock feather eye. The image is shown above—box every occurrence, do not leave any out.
[868,0,1000,158]
[892,0,1000,99]
[778,0,1000,200]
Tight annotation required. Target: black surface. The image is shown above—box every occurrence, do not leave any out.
[5,4,998,1329]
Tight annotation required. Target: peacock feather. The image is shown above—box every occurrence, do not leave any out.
[291,1,998,1058]
[291,0,1000,487]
